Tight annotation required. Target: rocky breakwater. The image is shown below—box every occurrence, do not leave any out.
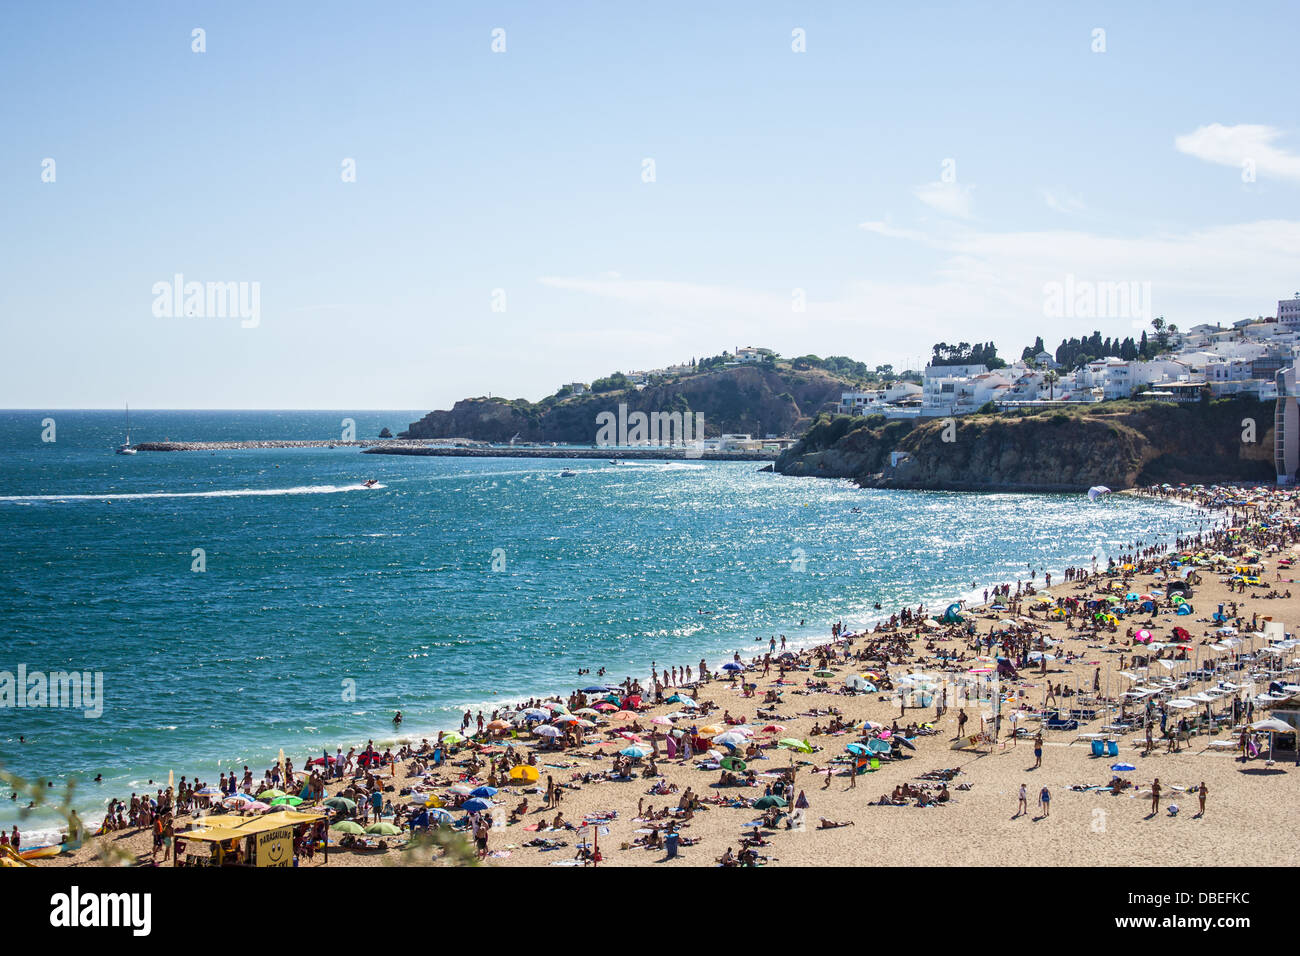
[133,440,426,451]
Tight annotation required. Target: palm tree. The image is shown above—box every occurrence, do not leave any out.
[1043,370,1060,401]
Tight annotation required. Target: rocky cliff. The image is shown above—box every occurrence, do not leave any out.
[775,399,1275,491]
[401,366,848,442]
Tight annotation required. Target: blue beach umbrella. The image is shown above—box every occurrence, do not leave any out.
[582,686,610,693]
[462,798,492,812]
[845,743,870,756]
[722,662,745,672]
[428,808,454,826]
[620,745,651,758]
[469,786,498,798]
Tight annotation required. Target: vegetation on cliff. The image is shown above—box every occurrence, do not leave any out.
[400,363,860,443]
[776,398,1274,491]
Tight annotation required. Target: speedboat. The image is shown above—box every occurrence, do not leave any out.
[559,469,577,477]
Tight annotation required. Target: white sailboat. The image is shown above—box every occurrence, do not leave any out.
[116,404,137,455]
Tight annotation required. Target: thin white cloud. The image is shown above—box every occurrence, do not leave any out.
[537,218,1300,370]
[1040,188,1087,214]
[1175,123,1300,182]
[913,181,974,218]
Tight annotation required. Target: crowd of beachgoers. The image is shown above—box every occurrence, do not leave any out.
[12,481,1300,867]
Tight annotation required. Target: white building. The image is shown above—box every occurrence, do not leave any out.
[1279,295,1300,332]
[838,382,922,415]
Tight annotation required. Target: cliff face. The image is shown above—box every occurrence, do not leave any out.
[401,366,847,442]
[776,400,1275,491]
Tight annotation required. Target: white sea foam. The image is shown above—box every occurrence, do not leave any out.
[0,483,386,503]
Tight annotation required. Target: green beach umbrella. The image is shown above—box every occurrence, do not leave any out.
[260,789,287,800]
[324,796,356,811]
[813,670,835,678]
[270,795,303,806]
[720,756,747,771]
[753,795,787,809]
[331,820,364,834]
[365,822,401,835]
[778,738,813,753]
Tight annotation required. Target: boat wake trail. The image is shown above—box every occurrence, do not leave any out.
[0,483,386,503]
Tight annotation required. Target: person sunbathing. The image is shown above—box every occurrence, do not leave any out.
[818,818,855,829]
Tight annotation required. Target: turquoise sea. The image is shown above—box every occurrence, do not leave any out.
[0,410,1208,838]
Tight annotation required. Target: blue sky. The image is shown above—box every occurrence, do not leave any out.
[3,1,1299,409]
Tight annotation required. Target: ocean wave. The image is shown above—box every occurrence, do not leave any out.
[0,483,386,503]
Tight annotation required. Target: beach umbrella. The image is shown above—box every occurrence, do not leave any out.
[753,795,787,809]
[534,725,562,737]
[574,707,599,716]
[462,798,493,812]
[446,784,475,796]
[194,787,221,796]
[697,725,723,737]
[618,732,643,742]
[778,738,813,753]
[522,709,549,721]
[676,698,699,710]
[543,701,569,713]
[714,732,748,749]
[845,743,870,756]
[441,732,463,745]
[366,822,401,835]
[331,821,364,834]
[270,795,303,807]
[593,702,617,711]
[552,715,580,724]
[610,711,638,722]
[428,808,455,827]
[469,786,498,798]
[761,724,787,733]
[260,789,287,800]
[246,801,271,812]
[813,670,835,678]
[582,686,611,693]
[1251,719,1292,732]
[508,765,539,784]
[576,719,597,729]
[722,662,745,672]
[486,719,510,732]
[620,745,651,758]
[720,756,747,771]
[651,716,673,725]
[324,796,356,811]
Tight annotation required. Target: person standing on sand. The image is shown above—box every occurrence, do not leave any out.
[1150,778,1162,815]
[1038,786,1050,818]
[957,708,968,739]
[1017,783,1028,817]
[1033,732,1043,769]
[1197,781,1208,816]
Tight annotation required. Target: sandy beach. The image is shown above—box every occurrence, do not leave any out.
[22,487,1300,869]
